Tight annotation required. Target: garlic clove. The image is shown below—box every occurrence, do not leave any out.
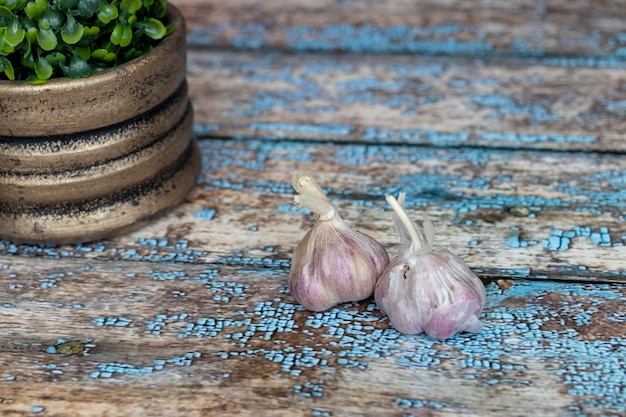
[373,258,425,335]
[375,193,486,339]
[288,173,389,312]
[417,250,486,339]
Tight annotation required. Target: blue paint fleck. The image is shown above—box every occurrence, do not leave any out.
[194,208,217,221]
[294,380,325,398]
[506,234,538,248]
[193,123,220,136]
[277,204,302,214]
[337,76,406,92]
[543,229,571,251]
[92,317,133,327]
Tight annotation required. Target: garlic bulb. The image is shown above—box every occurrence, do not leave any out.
[375,193,486,339]
[288,172,389,312]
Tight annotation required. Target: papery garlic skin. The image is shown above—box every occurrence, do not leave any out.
[289,215,389,311]
[288,172,389,312]
[374,193,486,339]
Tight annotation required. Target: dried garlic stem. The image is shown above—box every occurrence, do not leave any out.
[293,172,336,220]
[385,194,424,251]
[295,194,336,221]
[292,172,328,201]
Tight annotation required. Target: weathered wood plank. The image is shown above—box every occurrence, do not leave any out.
[1,139,624,283]
[172,0,626,61]
[187,51,626,152]
[2,2,623,415]
[1,256,625,416]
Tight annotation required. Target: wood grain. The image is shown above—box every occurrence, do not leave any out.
[174,0,626,60]
[187,51,626,152]
[1,256,625,416]
[1,139,624,283]
[1,1,625,416]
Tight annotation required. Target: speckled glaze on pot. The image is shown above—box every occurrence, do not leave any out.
[0,5,201,244]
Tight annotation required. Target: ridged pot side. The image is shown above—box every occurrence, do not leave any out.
[0,5,201,244]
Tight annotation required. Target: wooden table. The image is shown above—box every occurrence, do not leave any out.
[2,1,626,416]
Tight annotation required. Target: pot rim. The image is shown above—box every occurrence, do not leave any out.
[0,4,187,137]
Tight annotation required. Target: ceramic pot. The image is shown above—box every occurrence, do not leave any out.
[0,5,200,244]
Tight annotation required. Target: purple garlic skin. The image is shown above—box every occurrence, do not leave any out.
[374,193,486,340]
[289,215,389,312]
[375,249,486,339]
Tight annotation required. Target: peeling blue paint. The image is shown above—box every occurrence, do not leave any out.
[3,260,618,415]
[193,123,220,137]
[188,21,626,66]
[277,204,299,213]
[119,279,624,413]
[541,226,624,251]
[471,93,561,125]
[92,317,133,327]
[182,50,626,151]
[337,76,406,91]
[91,352,202,378]
[285,25,494,55]
[395,397,463,410]
[364,127,469,145]
[190,23,496,55]
[38,272,65,289]
[194,208,217,221]
[531,55,626,68]
[506,234,538,248]
[603,100,626,116]
[293,380,324,398]
[251,122,353,136]
[480,132,597,144]
[1,139,624,284]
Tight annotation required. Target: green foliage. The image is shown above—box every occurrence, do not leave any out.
[0,0,170,83]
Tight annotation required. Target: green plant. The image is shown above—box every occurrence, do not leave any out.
[0,0,171,83]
